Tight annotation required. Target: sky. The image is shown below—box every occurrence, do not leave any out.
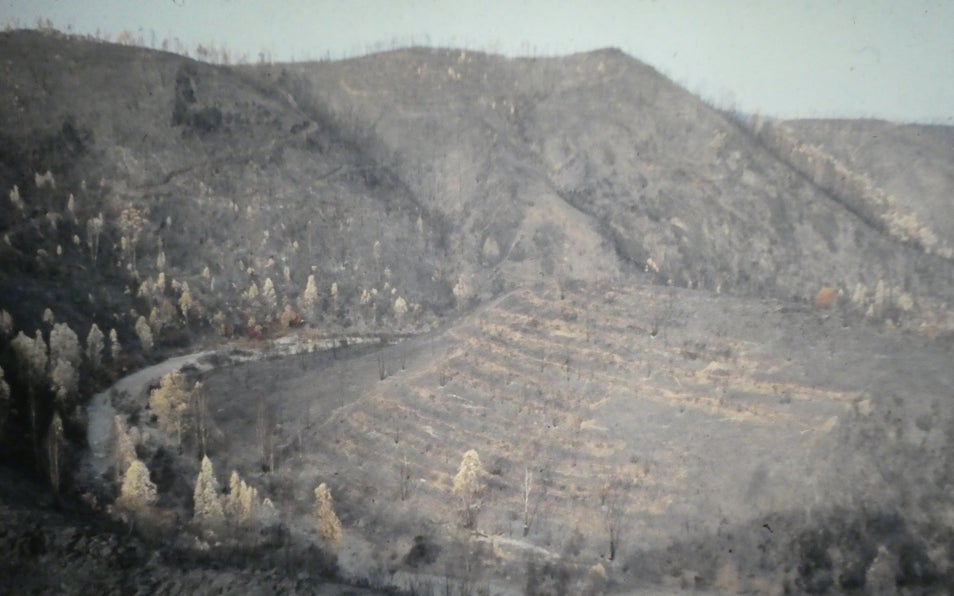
[1,0,952,123]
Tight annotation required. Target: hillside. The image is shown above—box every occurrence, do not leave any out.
[197,281,953,592]
[259,48,954,332]
[1,29,954,593]
[3,31,954,348]
[761,118,954,261]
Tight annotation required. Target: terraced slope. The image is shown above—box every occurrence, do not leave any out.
[200,281,953,590]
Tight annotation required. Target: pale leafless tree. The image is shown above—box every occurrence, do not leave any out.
[190,381,210,457]
[46,412,63,493]
[599,476,630,561]
[256,396,275,472]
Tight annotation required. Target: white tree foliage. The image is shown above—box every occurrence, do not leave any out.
[113,415,137,484]
[86,323,105,369]
[0,365,9,436]
[261,277,277,311]
[49,358,78,407]
[393,296,408,321]
[117,459,158,512]
[148,370,190,444]
[313,482,342,548]
[109,328,121,361]
[50,322,81,370]
[453,449,485,529]
[193,455,224,526]
[300,274,318,313]
[135,316,153,352]
[226,470,261,528]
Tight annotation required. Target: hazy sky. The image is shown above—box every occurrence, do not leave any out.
[2,0,952,123]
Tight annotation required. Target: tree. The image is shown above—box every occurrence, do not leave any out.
[179,283,196,321]
[0,309,13,337]
[394,296,408,323]
[313,482,342,548]
[300,274,318,315]
[190,381,210,456]
[49,322,81,368]
[193,455,224,526]
[9,185,25,212]
[113,415,137,484]
[245,281,260,304]
[453,449,485,530]
[256,395,275,472]
[453,275,471,310]
[278,304,300,329]
[118,207,146,269]
[135,316,153,352]
[11,330,48,459]
[0,365,9,438]
[398,453,411,501]
[49,322,81,410]
[599,476,629,561]
[522,465,536,537]
[226,470,261,528]
[149,371,190,446]
[49,358,78,410]
[109,328,121,361]
[116,459,158,513]
[226,470,242,518]
[45,412,64,493]
[86,212,104,264]
[86,323,105,369]
[261,277,277,311]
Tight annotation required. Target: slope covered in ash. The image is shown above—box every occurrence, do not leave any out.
[0,30,457,352]
[194,281,954,592]
[1,29,954,594]
[766,118,954,261]
[260,47,954,333]
[2,32,953,353]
